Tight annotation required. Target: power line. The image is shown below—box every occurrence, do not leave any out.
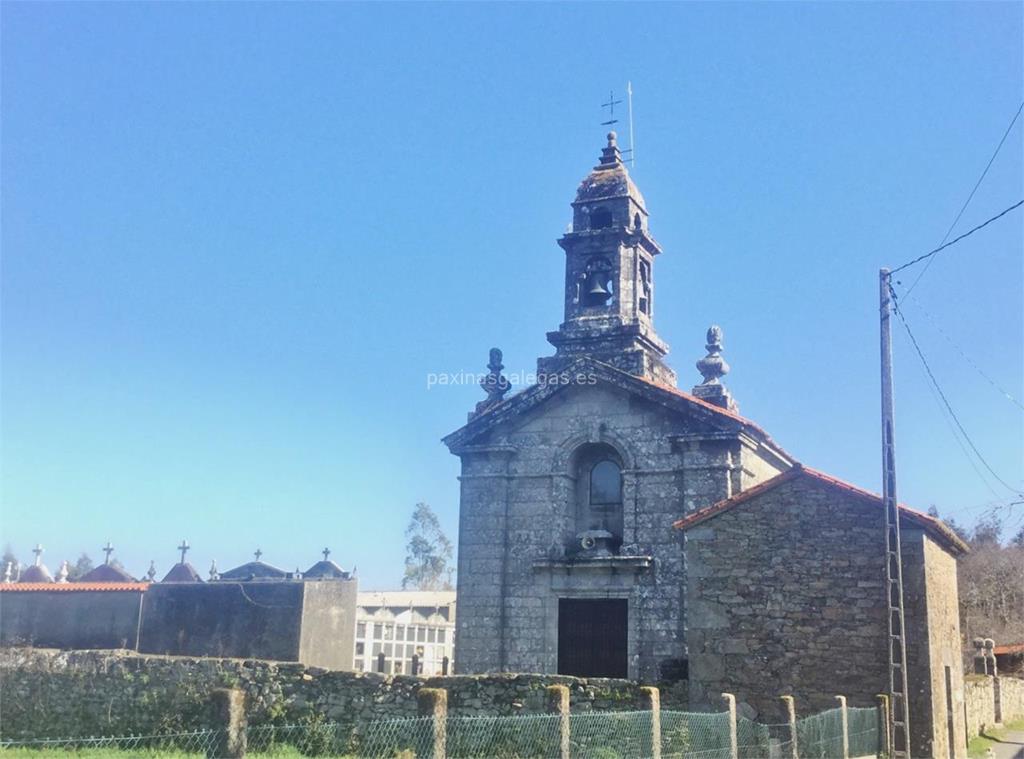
[890,199,1024,276]
[908,340,1004,502]
[904,297,1024,412]
[904,101,1024,296]
[889,284,1022,498]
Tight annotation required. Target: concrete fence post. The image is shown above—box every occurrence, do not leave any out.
[876,694,892,759]
[721,692,738,759]
[209,688,246,759]
[993,676,1003,725]
[546,685,570,759]
[835,695,849,759]
[417,687,448,759]
[640,686,662,759]
[780,695,798,759]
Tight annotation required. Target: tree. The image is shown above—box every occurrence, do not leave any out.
[68,553,95,580]
[956,512,1024,661]
[402,502,454,591]
[970,513,1003,546]
[929,506,970,543]
[1010,525,1024,548]
[1,545,18,577]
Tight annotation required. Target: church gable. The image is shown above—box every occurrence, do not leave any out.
[481,378,726,447]
[442,358,758,454]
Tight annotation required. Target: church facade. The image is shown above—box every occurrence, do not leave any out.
[443,133,794,682]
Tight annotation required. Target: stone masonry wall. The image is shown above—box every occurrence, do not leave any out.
[684,474,965,758]
[454,381,785,681]
[964,677,996,738]
[963,675,1024,739]
[0,648,674,743]
[685,476,892,720]
[999,676,1024,724]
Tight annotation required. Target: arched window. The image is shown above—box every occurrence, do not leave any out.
[571,444,625,548]
[590,461,622,506]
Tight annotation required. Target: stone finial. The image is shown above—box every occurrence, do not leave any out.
[696,325,729,384]
[56,560,70,583]
[473,348,510,417]
[693,326,738,412]
[209,560,220,581]
[3,562,13,583]
[146,561,157,582]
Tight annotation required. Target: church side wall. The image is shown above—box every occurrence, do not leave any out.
[684,477,891,721]
[904,531,967,758]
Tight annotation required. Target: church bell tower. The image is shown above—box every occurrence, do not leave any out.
[538,132,676,385]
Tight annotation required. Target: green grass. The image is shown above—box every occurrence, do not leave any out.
[968,718,1024,758]
[0,749,332,758]
[0,751,206,758]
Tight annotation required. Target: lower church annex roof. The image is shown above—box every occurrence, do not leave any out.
[672,463,969,555]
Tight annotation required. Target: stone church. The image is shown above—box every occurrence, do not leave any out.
[443,131,969,757]
[443,132,794,682]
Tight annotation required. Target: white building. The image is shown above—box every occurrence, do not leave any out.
[354,590,456,675]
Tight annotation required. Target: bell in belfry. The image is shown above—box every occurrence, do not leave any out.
[584,272,612,306]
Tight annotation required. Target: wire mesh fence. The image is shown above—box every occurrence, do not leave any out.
[794,707,846,759]
[846,707,880,759]
[0,728,222,756]
[0,703,882,758]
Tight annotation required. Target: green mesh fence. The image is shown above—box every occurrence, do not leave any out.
[0,703,880,758]
[447,714,563,758]
[846,707,880,758]
[795,707,846,759]
[0,729,222,756]
[661,709,732,759]
[568,710,653,758]
[356,716,436,758]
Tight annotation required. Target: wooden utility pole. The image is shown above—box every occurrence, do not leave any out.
[880,268,911,758]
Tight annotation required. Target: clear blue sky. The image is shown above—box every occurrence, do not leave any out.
[2,2,1021,588]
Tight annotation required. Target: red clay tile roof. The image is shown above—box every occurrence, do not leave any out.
[672,464,969,555]
[0,582,149,592]
[994,643,1024,656]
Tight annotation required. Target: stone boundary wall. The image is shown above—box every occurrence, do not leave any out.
[0,648,686,742]
[1000,676,1024,724]
[964,676,996,738]
[963,675,1024,738]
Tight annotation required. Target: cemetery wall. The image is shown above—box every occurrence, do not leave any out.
[0,588,144,650]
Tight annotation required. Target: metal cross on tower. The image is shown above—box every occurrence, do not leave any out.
[322,547,331,561]
[102,541,114,565]
[254,548,263,562]
[599,85,636,167]
[601,90,622,127]
[32,544,44,566]
[177,540,190,564]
